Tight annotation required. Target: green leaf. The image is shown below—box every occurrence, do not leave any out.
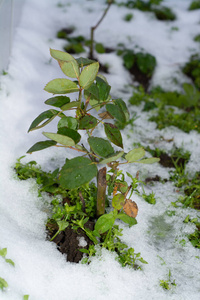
[23,296,29,300]
[117,212,137,226]
[99,151,124,164]
[106,103,126,124]
[88,137,114,158]
[84,83,99,99]
[96,76,111,101]
[28,109,59,132]
[60,157,98,189]
[0,277,8,290]
[125,148,145,162]
[58,116,78,130]
[57,220,69,231]
[114,98,129,123]
[27,140,57,153]
[112,193,125,210]
[61,101,79,111]
[43,132,75,146]
[79,115,97,129]
[0,248,7,258]
[95,43,105,54]
[79,62,99,89]
[57,127,81,144]
[76,57,95,67]
[45,96,70,107]
[50,48,76,62]
[94,212,116,234]
[58,60,80,79]
[5,258,15,267]
[136,157,160,164]
[104,123,123,148]
[44,78,79,94]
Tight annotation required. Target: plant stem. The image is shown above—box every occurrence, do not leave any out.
[96,167,107,217]
[89,0,113,59]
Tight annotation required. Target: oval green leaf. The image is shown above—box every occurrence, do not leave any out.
[104,123,123,148]
[94,212,116,234]
[27,140,57,153]
[79,62,99,89]
[28,109,59,132]
[61,101,80,111]
[125,148,145,162]
[136,157,160,164]
[58,116,78,130]
[114,98,129,123]
[117,212,137,226]
[88,137,114,158]
[45,96,70,108]
[42,132,75,146]
[106,103,126,124]
[57,127,81,144]
[79,115,97,129]
[76,57,95,67]
[99,151,124,164]
[60,156,98,189]
[58,60,80,79]
[44,78,79,94]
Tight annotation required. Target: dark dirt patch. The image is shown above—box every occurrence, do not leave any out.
[47,220,94,263]
[128,63,151,91]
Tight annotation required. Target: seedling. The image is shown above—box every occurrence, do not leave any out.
[0,247,15,291]
[26,49,159,264]
[159,270,176,290]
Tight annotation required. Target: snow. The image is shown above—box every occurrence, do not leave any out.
[0,0,200,299]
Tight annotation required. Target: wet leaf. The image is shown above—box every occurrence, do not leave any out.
[27,140,57,153]
[60,157,98,189]
[114,98,129,123]
[42,132,75,146]
[76,57,95,67]
[28,109,59,132]
[57,116,78,130]
[95,212,116,234]
[80,62,99,89]
[123,199,138,218]
[117,212,137,226]
[106,103,126,125]
[58,60,80,79]
[88,137,114,158]
[125,148,145,162]
[104,123,123,148]
[61,101,79,111]
[44,78,79,94]
[136,157,160,164]
[57,127,81,144]
[79,115,97,129]
[45,96,70,107]
[99,151,124,164]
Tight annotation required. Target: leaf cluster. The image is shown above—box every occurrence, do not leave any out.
[183,54,200,90]
[117,49,156,78]
[117,0,176,21]
[129,84,200,133]
[188,0,200,10]
[0,247,15,291]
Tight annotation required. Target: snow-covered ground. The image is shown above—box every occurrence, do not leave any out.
[0,0,200,299]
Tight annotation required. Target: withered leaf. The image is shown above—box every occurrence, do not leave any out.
[123,199,138,218]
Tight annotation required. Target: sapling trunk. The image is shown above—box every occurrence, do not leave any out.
[96,167,107,217]
[89,0,113,59]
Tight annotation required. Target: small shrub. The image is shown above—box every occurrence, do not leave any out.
[189,0,200,10]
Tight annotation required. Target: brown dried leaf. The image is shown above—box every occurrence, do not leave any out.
[123,199,138,218]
